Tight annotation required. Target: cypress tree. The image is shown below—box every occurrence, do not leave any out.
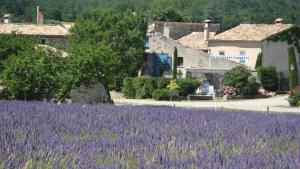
[173,47,178,79]
[288,46,299,89]
[255,53,263,69]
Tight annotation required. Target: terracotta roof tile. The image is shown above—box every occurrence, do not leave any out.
[210,24,294,41]
[0,23,69,36]
[177,32,215,50]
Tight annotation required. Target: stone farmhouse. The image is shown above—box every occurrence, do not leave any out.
[208,19,300,86]
[143,21,242,88]
[144,19,300,87]
[0,7,70,52]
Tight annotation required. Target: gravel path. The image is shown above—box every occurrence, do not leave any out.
[114,95,300,114]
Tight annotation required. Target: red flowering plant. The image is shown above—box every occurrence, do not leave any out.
[223,86,237,96]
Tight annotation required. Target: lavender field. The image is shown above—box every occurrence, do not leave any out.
[0,100,299,169]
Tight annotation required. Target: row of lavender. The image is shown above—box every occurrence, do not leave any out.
[0,100,299,168]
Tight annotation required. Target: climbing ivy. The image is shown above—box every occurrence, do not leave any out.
[267,26,300,52]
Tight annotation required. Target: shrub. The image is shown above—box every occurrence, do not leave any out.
[224,66,260,96]
[133,76,156,99]
[152,88,170,101]
[243,76,260,96]
[1,48,65,101]
[177,77,200,96]
[122,77,136,98]
[257,66,279,91]
[223,86,237,96]
[156,77,170,89]
[288,93,300,107]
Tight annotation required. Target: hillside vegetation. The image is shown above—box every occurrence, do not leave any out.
[1,0,300,28]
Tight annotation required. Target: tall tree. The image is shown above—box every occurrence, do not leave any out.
[68,9,147,102]
[288,46,299,89]
[173,47,178,79]
[1,46,65,100]
[0,34,35,71]
[255,53,263,69]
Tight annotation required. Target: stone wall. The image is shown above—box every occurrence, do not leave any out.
[144,33,242,78]
[151,21,220,40]
[43,36,69,51]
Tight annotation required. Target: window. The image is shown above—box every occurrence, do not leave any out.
[39,38,48,45]
[219,51,225,56]
[240,50,246,56]
[177,57,184,66]
[240,50,246,64]
[144,37,149,48]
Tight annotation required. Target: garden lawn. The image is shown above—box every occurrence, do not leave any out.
[0,100,299,168]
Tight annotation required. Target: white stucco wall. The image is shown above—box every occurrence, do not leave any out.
[209,40,300,85]
[208,41,262,69]
[262,40,300,83]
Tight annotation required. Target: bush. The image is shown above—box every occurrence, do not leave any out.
[224,66,260,96]
[223,86,237,96]
[152,88,170,101]
[288,93,300,107]
[243,76,260,96]
[1,48,65,101]
[177,77,200,96]
[133,76,156,99]
[257,66,279,91]
[156,77,170,89]
[122,77,136,98]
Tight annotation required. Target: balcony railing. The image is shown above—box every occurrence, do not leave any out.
[209,55,249,64]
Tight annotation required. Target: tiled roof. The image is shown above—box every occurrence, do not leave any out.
[148,21,220,40]
[177,32,215,50]
[210,24,294,41]
[0,23,69,36]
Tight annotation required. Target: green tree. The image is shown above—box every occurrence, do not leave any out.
[2,0,300,26]
[68,9,147,101]
[257,66,279,91]
[66,43,117,103]
[1,47,65,100]
[288,46,299,89]
[0,34,35,71]
[224,66,259,96]
[255,53,263,69]
[173,47,178,79]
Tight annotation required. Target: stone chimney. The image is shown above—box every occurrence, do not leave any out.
[3,14,12,24]
[37,6,44,25]
[163,23,170,38]
[275,17,284,24]
[203,20,211,42]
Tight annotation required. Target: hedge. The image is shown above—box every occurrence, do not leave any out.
[123,76,200,99]
[257,66,279,91]
[133,76,156,99]
[224,66,260,96]
[177,77,200,97]
[152,88,170,101]
[122,77,136,98]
